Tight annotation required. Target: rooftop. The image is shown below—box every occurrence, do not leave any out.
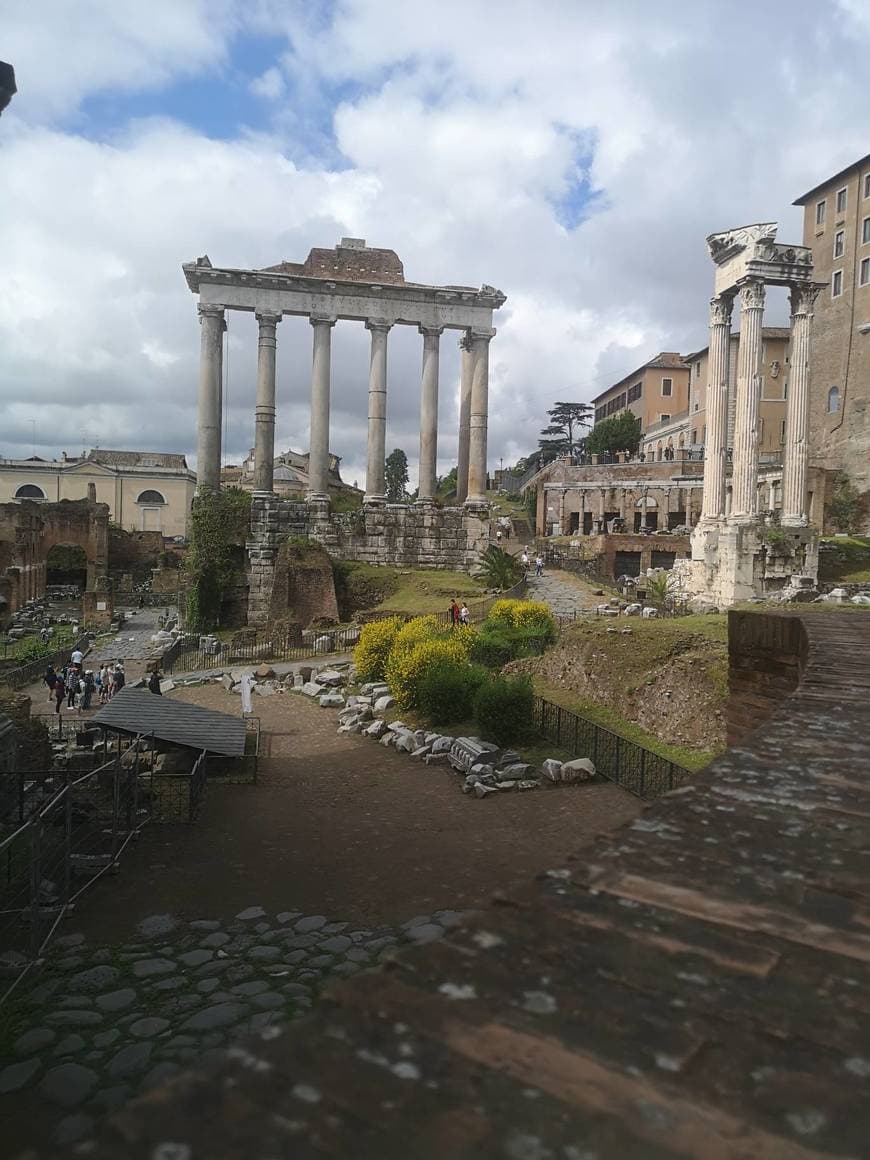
[592,352,689,404]
[793,152,870,205]
[92,688,246,757]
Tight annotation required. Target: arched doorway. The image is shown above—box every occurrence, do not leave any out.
[46,543,88,588]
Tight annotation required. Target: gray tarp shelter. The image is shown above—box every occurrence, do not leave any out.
[92,688,246,757]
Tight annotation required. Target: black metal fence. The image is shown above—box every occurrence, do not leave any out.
[0,633,92,691]
[532,696,693,800]
[0,738,154,1002]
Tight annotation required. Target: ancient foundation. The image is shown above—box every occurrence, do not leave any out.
[246,498,490,627]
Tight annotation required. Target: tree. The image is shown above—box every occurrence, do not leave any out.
[478,545,524,590]
[539,401,593,459]
[586,410,643,456]
[437,466,458,498]
[384,448,409,502]
[828,471,862,534]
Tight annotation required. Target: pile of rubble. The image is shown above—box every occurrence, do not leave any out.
[331,685,596,800]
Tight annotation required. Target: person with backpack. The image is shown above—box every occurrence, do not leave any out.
[43,664,57,703]
[66,670,80,709]
[148,670,162,695]
[112,665,126,695]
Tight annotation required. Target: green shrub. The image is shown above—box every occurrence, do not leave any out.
[386,637,473,711]
[471,628,518,668]
[416,660,488,725]
[354,616,403,681]
[473,673,534,744]
[484,598,556,642]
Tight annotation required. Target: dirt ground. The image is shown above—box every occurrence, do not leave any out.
[68,684,640,944]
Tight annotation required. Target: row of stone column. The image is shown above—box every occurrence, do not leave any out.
[196,304,494,506]
[699,279,820,528]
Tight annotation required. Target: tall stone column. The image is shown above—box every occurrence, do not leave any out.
[465,327,495,506]
[364,320,392,503]
[730,279,766,521]
[558,489,566,534]
[196,303,225,494]
[456,332,473,504]
[579,491,586,534]
[253,310,282,495]
[308,314,335,501]
[417,326,442,502]
[700,293,734,520]
[781,283,822,527]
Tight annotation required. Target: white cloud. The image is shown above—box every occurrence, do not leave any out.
[250,67,286,101]
[1,0,869,489]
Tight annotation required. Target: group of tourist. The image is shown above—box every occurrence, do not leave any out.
[449,599,470,626]
[521,549,545,577]
[43,656,126,715]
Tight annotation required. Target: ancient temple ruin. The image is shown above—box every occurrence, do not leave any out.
[682,223,826,605]
[183,240,506,624]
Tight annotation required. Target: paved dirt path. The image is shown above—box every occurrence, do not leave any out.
[69,684,639,945]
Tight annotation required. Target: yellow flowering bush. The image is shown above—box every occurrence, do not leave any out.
[354,616,403,681]
[390,615,443,659]
[486,598,555,638]
[386,637,474,710]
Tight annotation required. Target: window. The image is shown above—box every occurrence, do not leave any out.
[864,217,870,245]
[836,187,848,215]
[780,420,786,444]
[758,417,764,442]
[661,377,672,397]
[832,269,843,297]
[827,386,840,413]
[834,230,845,258]
[136,489,166,504]
[659,413,671,424]
[627,381,642,404]
[15,484,45,500]
[691,429,697,445]
[784,380,789,399]
[816,199,826,226]
[694,401,699,411]
[865,173,870,199]
[861,258,870,287]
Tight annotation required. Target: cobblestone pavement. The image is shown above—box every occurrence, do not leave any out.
[0,906,459,1150]
[526,569,601,618]
[87,609,166,676]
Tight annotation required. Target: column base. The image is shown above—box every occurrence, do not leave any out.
[727,511,758,527]
[364,494,386,506]
[252,490,278,500]
[306,492,330,503]
[414,496,436,507]
[464,494,489,509]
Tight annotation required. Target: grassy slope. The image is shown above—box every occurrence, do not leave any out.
[818,536,870,583]
[342,563,486,616]
[510,615,729,773]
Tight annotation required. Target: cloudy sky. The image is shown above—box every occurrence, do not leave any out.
[2,1,869,488]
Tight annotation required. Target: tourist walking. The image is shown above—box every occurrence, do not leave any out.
[449,598,459,626]
[98,665,110,704]
[70,645,84,670]
[82,670,95,711]
[148,670,163,695]
[112,664,126,696]
[459,603,470,626]
[66,670,80,709]
[43,664,57,703]
[53,676,66,715]
[535,554,544,577]
[521,549,530,572]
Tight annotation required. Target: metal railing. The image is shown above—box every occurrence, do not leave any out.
[0,633,92,690]
[0,736,154,1004]
[532,695,693,800]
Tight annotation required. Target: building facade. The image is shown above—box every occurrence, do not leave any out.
[0,450,196,538]
[794,154,870,520]
[222,448,362,500]
[591,352,690,431]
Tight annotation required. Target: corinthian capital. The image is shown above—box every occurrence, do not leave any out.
[739,279,766,311]
[789,281,824,317]
[709,293,734,326]
[197,302,225,321]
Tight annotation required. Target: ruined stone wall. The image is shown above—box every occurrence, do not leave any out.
[267,541,339,627]
[0,499,109,612]
[246,498,489,626]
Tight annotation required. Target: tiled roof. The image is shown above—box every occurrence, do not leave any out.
[87,450,189,470]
